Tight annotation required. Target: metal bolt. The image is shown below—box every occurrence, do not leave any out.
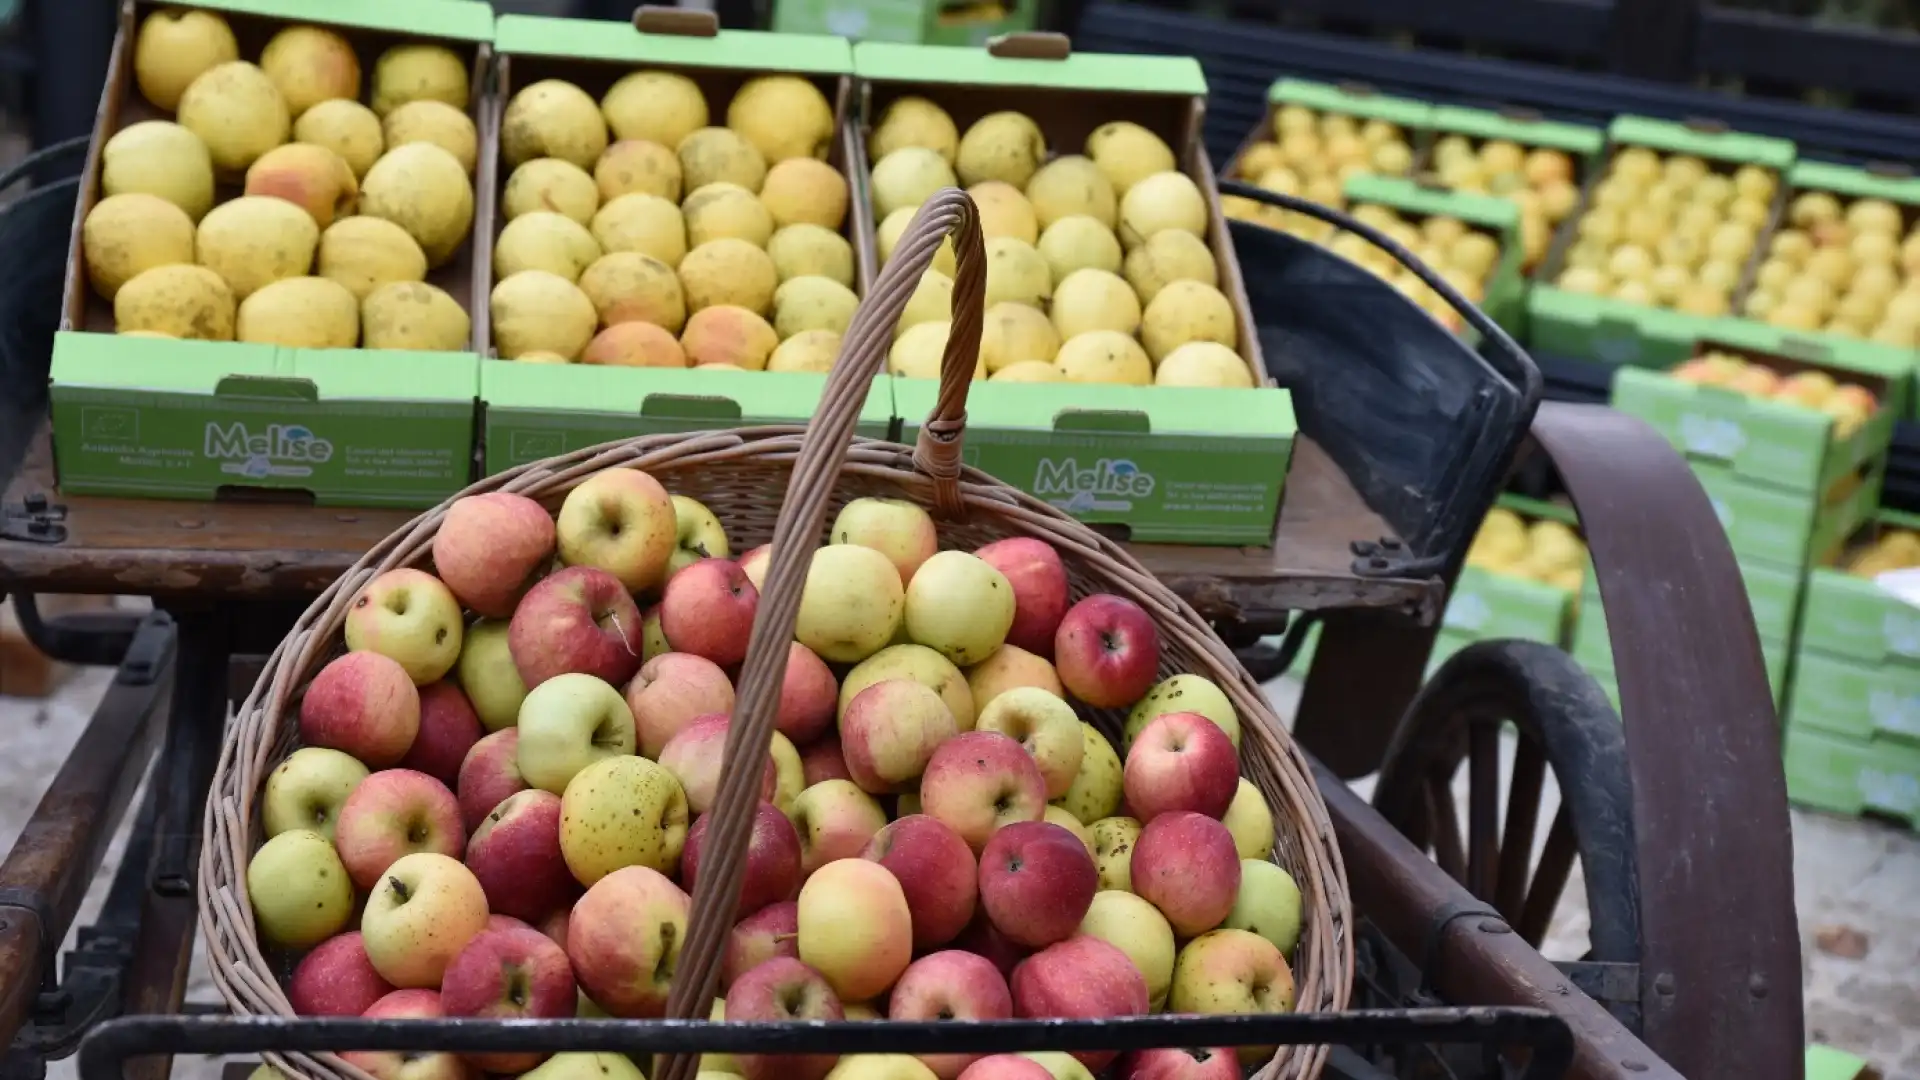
[1379,536,1402,550]
[24,493,46,512]
[1749,973,1769,999]
[1368,555,1390,571]
[1653,973,1675,996]
[1623,1061,1649,1073]
[1351,540,1379,557]
[1477,919,1511,934]
[27,519,48,536]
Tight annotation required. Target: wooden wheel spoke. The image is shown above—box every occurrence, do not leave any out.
[1465,721,1501,901]
[1517,806,1577,944]
[1495,735,1547,921]
[1426,772,1467,879]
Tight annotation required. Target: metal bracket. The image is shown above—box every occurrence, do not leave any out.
[1,495,67,545]
[1351,536,1449,579]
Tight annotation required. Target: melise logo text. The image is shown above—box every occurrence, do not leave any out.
[1034,457,1154,513]
[205,422,333,480]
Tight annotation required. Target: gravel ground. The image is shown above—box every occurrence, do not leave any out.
[1,670,1915,1080]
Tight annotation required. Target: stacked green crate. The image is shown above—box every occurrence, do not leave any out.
[1581,320,1911,714]
[1784,511,1920,827]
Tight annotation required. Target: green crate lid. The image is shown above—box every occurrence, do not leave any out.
[1607,114,1796,170]
[1267,77,1430,127]
[156,0,494,40]
[1788,160,1920,206]
[494,13,852,74]
[1429,104,1604,155]
[852,40,1203,95]
[1343,173,1520,234]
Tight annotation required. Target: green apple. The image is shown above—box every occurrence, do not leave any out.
[558,755,690,884]
[343,567,465,684]
[1125,673,1240,749]
[669,495,730,578]
[769,729,804,814]
[1089,815,1141,892]
[1224,859,1302,956]
[1168,928,1296,1065]
[1049,722,1122,824]
[700,998,735,1074]
[1079,889,1176,1009]
[903,551,1015,667]
[841,644,975,731]
[825,1055,940,1080]
[457,618,529,731]
[361,851,490,988]
[977,687,1084,799]
[1222,778,1275,860]
[1022,1052,1096,1080]
[261,746,368,840]
[517,672,638,793]
[522,1053,646,1080]
[794,544,905,664]
[246,828,353,949]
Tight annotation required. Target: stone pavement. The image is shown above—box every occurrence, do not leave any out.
[0,669,1915,1080]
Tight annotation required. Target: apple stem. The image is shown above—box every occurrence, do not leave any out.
[387,876,411,902]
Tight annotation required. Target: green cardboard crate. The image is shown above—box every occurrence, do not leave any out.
[1609,335,1905,497]
[1224,78,1433,184]
[482,362,893,474]
[1339,174,1527,336]
[1443,565,1572,644]
[1580,553,1803,645]
[1692,459,1881,567]
[772,0,1035,45]
[52,0,495,508]
[1787,647,1920,744]
[893,378,1294,545]
[51,336,481,507]
[1784,723,1920,826]
[1801,511,1920,664]
[1426,104,1605,158]
[1528,115,1797,367]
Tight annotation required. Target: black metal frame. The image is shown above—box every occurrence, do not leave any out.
[77,1011,1577,1080]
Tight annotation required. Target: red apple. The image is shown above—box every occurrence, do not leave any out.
[432,492,556,618]
[889,951,1013,1078]
[440,926,577,1072]
[299,650,421,767]
[658,713,777,814]
[334,769,465,890]
[1123,712,1238,822]
[1131,811,1241,937]
[342,989,470,1080]
[724,900,799,987]
[466,789,578,922]
[397,681,483,788]
[683,802,803,918]
[975,538,1070,658]
[800,735,852,786]
[626,651,736,758]
[659,558,760,668]
[567,865,691,1017]
[959,1057,1055,1080]
[1053,594,1160,709]
[978,821,1097,948]
[841,679,959,794]
[952,909,1030,981]
[919,731,1048,851]
[725,957,845,1080]
[509,566,647,690]
[1117,1048,1240,1080]
[778,642,838,744]
[287,931,393,1017]
[1011,935,1150,1069]
[859,814,977,949]
[456,728,529,832]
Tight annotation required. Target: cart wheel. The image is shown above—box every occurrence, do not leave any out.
[1371,639,1640,971]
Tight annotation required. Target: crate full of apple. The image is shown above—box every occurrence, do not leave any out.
[1418,105,1604,275]
[1449,502,1586,645]
[232,471,1322,1077]
[1611,339,1903,497]
[49,0,494,509]
[1221,78,1430,235]
[481,13,868,373]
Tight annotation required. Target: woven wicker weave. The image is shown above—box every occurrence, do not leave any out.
[199,188,1353,1080]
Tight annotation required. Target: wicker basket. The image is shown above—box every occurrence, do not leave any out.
[200,188,1353,1080]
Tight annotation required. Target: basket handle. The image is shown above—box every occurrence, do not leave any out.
[654,188,987,1080]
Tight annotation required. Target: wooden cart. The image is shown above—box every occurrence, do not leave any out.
[0,145,1797,1080]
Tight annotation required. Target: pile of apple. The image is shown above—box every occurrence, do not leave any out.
[1741,189,1920,347]
[864,98,1255,391]
[88,9,480,350]
[248,465,1303,1080]
[1424,134,1581,270]
[488,71,860,373]
[1553,147,1779,318]
[1309,202,1504,333]
[1669,352,1879,439]
[1225,102,1416,233]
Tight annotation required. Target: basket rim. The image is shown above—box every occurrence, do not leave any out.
[199,424,1355,1080]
